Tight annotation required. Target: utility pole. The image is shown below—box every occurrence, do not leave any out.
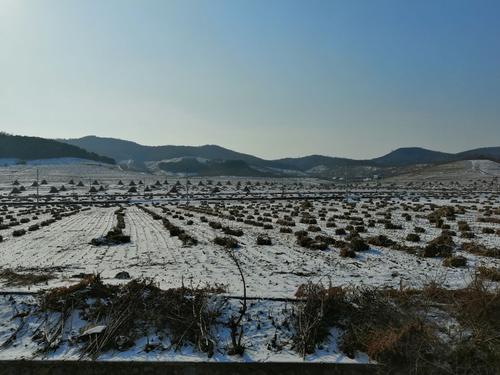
[186,177,190,206]
[36,168,39,207]
[344,166,349,202]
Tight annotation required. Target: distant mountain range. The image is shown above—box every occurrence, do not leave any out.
[1,132,498,178]
[0,133,114,165]
[61,135,500,178]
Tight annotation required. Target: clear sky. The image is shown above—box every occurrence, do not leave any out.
[1,0,499,159]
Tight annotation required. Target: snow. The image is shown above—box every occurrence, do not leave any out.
[81,325,107,336]
[0,293,371,362]
[0,157,103,167]
[0,165,499,362]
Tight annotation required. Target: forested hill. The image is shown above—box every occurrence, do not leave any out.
[0,133,115,164]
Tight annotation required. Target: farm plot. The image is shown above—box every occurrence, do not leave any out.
[1,193,499,298]
[0,206,117,288]
[0,184,499,371]
[136,195,500,296]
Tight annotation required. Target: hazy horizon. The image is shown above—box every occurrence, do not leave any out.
[1,0,499,159]
[1,131,496,162]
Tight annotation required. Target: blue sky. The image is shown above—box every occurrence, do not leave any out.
[1,0,499,159]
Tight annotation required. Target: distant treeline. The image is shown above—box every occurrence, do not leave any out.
[0,132,115,164]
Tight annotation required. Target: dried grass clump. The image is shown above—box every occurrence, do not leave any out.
[425,278,500,374]
[340,289,447,374]
[292,282,443,372]
[41,274,114,311]
[462,242,500,258]
[477,266,500,282]
[477,216,500,224]
[290,276,500,373]
[365,321,439,369]
[0,269,54,286]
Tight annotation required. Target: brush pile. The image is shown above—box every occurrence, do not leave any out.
[91,207,130,246]
[37,275,225,358]
[292,279,500,374]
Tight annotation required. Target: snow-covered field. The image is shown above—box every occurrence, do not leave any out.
[0,161,499,363]
[1,199,498,296]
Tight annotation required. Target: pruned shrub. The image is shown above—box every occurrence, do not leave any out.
[307,225,321,232]
[222,226,243,237]
[460,231,475,239]
[384,222,403,230]
[214,236,238,249]
[340,247,356,258]
[335,228,347,236]
[28,224,40,231]
[422,233,454,257]
[349,237,369,252]
[209,221,222,230]
[12,229,26,237]
[368,235,395,247]
[405,233,420,242]
[295,230,308,237]
[256,234,272,246]
[428,206,456,223]
[457,221,471,232]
